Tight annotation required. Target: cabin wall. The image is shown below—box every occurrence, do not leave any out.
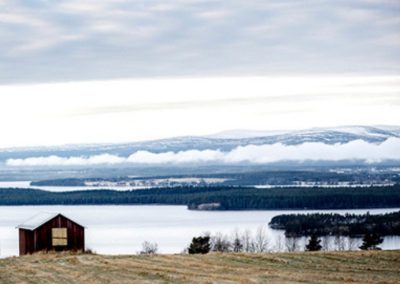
[19,229,34,255]
[33,215,84,252]
[19,215,84,255]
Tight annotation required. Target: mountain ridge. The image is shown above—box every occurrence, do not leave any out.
[1,126,399,163]
[2,125,400,151]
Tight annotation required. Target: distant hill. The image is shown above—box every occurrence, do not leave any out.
[1,125,399,180]
[1,125,399,160]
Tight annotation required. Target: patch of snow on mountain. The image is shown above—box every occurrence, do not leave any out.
[208,129,292,139]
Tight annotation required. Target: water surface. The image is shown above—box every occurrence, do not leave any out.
[0,205,399,257]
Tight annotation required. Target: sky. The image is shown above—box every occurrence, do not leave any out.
[0,0,399,148]
[0,0,399,83]
[0,75,399,148]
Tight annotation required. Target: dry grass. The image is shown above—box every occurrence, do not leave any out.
[1,250,399,284]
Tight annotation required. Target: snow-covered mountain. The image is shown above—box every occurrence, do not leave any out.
[209,126,400,140]
[0,126,399,162]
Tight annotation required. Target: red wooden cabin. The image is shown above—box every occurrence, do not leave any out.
[17,212,85,255]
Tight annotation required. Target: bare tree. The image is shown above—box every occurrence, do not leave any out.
[254,226,269,253]
[241,229,255,253]
[347,237,357,251]
[321,236,330,251]
[285,234,299,252]
[334,235,346,251]
[211,232,231,252]
[274,235,285,252]
[139,241,158,255]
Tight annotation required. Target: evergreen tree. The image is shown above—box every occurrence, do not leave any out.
[232,237,243,252]
[305,234,322,251]
[359,233,383,250]
[188,236,211,254]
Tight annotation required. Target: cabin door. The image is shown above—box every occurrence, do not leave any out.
[52,228,68,251]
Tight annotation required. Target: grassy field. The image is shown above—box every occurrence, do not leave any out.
[1,250,399,283]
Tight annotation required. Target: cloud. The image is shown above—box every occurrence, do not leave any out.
[0,0,399,83]
[6,138,400,167]
[0,76,398,148]
[6,154,126,167]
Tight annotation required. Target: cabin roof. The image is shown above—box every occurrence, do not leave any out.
[16,212,84,231]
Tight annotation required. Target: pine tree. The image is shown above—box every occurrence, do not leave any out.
[305,234,322,251]
[232,237,243,252]
[188,236,211,254]
[359,233,383,250]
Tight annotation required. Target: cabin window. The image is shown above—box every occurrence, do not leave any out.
[52,228,67,246]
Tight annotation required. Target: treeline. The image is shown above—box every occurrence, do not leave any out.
[1,185,400,210]
[150,227,386,255]
[30,170,399,187]
[31,178,86,186]
[269,211,400,236]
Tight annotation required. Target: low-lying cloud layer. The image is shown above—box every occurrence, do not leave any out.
[6,138,400,167]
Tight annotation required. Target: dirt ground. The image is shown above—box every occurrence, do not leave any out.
[1,250,399,283]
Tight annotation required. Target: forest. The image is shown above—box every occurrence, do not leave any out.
[1,185,400,210]
[30,170,400,187]
[269,211,400,236]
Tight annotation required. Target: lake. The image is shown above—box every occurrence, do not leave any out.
[0,181,147,192]
[0,205,399,257]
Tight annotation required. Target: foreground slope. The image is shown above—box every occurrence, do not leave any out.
[1,251,399,284]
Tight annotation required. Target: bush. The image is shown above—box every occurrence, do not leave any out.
[140,241,158,254]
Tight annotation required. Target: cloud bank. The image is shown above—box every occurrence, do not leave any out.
[6,138,400,167]
[1,0,399,83]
